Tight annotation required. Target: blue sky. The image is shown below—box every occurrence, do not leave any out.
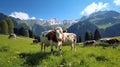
[0,0,120,20]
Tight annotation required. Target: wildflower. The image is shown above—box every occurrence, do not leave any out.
[8,60,10,63]
[77,60,80,63]
[16,51,20,54]
[60,64,64,67]
[68,62,71,66]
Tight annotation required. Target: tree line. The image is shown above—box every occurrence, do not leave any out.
[77,29,101,42]
[0,18,14,34]
[0,18,34,38]
[0,17,101,42]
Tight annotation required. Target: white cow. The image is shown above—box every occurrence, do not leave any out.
[8,33,16,39]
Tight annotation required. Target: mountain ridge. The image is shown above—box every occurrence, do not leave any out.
[0,10,120,38]
[80,10,120,28]
[68,10,120,40]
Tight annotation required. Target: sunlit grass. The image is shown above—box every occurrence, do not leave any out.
[98,24,112,29]
[0,35,120,67]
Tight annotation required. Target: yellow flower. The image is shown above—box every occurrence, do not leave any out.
[16,51,20,54]
[8,60,10,63]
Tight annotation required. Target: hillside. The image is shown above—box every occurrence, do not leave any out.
[67,10,120,39]
[0,13,8,21]
[104,23,120,37]
[0,35,120,67]
[67,20,98,41]
[80,10,120,29]
[0,12,78,36]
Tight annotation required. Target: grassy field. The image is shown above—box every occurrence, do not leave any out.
[0,35,120,67]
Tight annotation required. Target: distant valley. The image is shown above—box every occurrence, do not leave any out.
[0,10,120,41]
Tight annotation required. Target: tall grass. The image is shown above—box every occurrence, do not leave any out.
[0,35,120,67]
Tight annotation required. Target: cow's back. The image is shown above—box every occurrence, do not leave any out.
[40,30,58,46]
[62,33,77,45]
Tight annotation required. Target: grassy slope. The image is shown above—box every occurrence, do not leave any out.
[97,24,112,29]
[0,35,120,67]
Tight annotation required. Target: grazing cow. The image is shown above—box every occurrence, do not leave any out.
[8,34,16,39]
[99,38,120,48]
[99,38,112,47]
[106,38,120,48]
[62,33,77,51]
[40,27,64,55]
[33,39,39,44]
[84,40,96,46]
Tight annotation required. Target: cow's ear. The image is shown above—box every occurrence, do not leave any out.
[63,30,67,33]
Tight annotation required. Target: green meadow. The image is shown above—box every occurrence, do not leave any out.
[0,35,120,67]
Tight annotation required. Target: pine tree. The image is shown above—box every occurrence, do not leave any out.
[5,18,14,34]
[28,30,34,38]
[1,20,8,34]
[77,35,81,42]
[14,28,19,35]
[90,32,93,40]
[0,23,1,33]
[24,29,29,37]
[85,30,92,41]
[18,27,24,36]
[0,28,1,33]
[94,29,101,40]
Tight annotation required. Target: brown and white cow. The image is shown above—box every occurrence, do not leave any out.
[40,27,64,55]
[62,33,77,51]
[33,39,39,44]
[40,27,77,55]
[84,40,96,47]
[99,38,120,48]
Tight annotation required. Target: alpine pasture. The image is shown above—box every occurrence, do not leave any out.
[0,35,120,67]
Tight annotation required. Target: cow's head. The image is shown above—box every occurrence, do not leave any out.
[55,27,63,41]
[55,27,67,41]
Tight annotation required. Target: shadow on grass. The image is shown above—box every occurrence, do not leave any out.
[0,46,10,52]
[19,51,61,66]
[19,52,51,66]
[96,56,109,61]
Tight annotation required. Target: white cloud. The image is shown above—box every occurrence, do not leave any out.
[9,11,36,20]
[31,17,36,20]
[40,19,43,21]
[114,0,120,6]
[81,2,108,15]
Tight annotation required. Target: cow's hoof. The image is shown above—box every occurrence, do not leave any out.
[60,54,62,57]
[51,53,54,55]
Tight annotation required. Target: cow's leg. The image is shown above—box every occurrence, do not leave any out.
[50,40,53,55]
[74,39,77,51]
[43,44,46,54]
[74,43,76,51]
[113,43,117,48]
[59,45,62,56]
[41,42,43,54]
[71,43,74,50]
[58,42,62,55]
